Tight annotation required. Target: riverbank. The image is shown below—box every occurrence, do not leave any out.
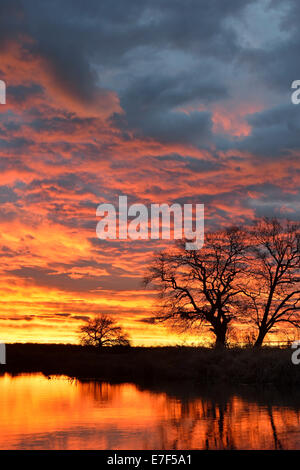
[2,343,299,386]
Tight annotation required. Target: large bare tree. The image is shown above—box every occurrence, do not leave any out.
[244,218,300,347]
[145,227,247,347]
[79,314,130,348]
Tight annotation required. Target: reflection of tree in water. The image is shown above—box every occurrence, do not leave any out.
[266,404,300,450]
[63,379,300,449]
[267,405,283,450]
[203,398,236,449]
[155,399,202,450]
[154,394,237,450]
[76,380,122,405]
[143,384,300,450]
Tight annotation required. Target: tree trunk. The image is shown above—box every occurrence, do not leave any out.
[214,324,227,348]
[254,329,266,348]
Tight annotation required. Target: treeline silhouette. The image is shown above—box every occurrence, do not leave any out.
[3,343,300,386]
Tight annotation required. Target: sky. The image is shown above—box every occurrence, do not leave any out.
[0,0,299,344]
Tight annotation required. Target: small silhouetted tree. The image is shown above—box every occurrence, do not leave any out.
[79,314,130,348]
[144,227,248,348]
[245,218,300,347]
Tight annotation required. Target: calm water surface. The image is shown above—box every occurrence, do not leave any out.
[1,373,300,449]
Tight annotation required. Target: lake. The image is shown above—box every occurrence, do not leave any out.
[0,373,300,449]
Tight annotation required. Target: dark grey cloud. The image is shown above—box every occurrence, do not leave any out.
[8,266,141,293]
[0,0,257,146]
[2,0,299,153]
[245,182,300,218]
[236,104,300,157]
[156,154,224,172]
[238,0,300,93]
[0,137,32,151]
[0,185,19,203]
[0,0,299,226]
[7,84,44,103]
[111,73,221,145]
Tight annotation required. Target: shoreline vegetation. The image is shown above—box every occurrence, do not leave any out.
[2,343,300,387]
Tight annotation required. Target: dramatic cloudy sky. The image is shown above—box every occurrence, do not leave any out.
[0,0,299,344]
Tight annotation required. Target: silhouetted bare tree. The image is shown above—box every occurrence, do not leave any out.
[79,314,130,347]
[244,218,300,347]
[145,227,247,347]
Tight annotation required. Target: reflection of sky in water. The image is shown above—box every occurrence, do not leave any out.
[1,373,300,450]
